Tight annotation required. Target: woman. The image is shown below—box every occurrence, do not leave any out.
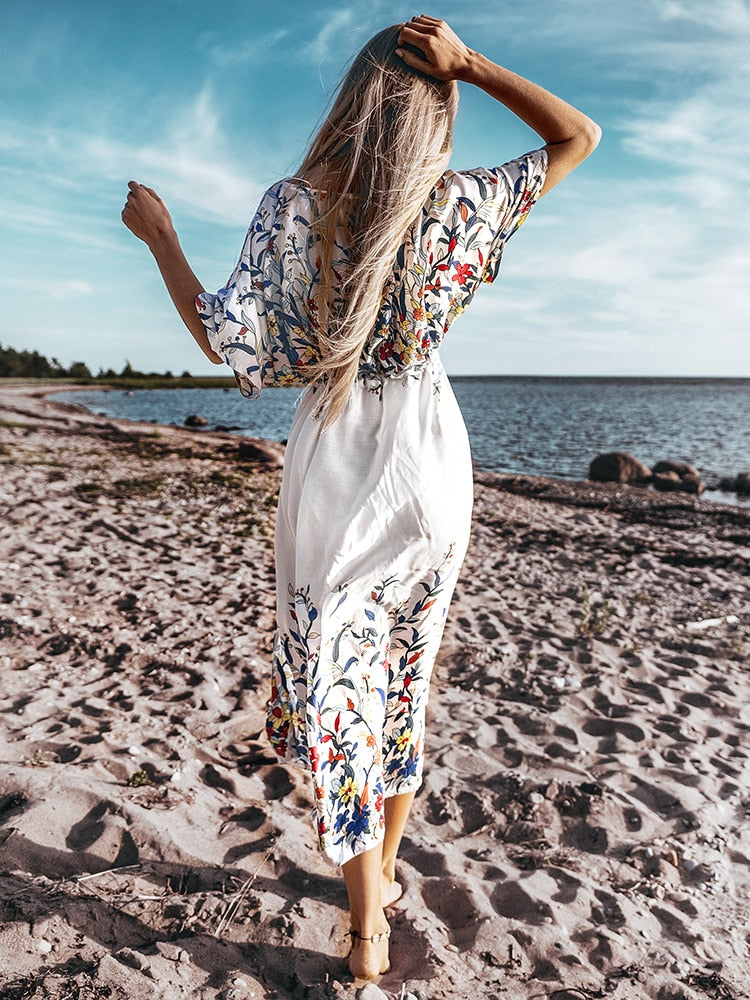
[122,15,600,983]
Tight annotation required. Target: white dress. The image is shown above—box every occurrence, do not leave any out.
[196,147,548,865]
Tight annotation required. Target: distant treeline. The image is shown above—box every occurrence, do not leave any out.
[0,344,186,381]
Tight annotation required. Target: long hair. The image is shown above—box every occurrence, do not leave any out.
[298,24,458,426]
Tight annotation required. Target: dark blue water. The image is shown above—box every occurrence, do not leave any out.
[54,377,750,502]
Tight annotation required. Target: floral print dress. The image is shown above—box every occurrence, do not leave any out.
[196,147,548,866]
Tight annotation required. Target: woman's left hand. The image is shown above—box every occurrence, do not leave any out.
[121,181,175,249]
[396,15,472,81]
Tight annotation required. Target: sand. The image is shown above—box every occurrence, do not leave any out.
[0,383,748,1000]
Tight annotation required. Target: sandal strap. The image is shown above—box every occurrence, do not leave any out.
[349,927,391,944]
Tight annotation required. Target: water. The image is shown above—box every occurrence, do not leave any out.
[54,377,750,503]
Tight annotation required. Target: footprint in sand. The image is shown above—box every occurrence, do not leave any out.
[455,790,492,834]
[547,866,581,904]
[422,879,482,948]
[0,791,29,826]
[200,762,236,794]
[490,880,553,927]
[262,766,294,801]
[220,805,266,832]
[65,799,140,870]
[582,718,645,742]
[571,823,609,855]
[401,836,449,876]
[650,903,697,944]
[423,790,452,825]
[591,888,626,928]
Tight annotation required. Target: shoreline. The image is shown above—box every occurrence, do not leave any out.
[1,384,749,999]
[36,380,750,512]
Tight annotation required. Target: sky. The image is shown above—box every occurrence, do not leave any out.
[2,0,749,377]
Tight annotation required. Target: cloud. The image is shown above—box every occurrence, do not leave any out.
[5,276,94,300]
[0,84,266,233]
[305,7,358,68]
[202,26,293,67]
[658,0,750,33]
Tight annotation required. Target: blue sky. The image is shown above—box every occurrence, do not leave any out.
[2,0,749,376]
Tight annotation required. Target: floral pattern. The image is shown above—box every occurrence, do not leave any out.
[267,546,460,864]
[196,148,548,396]
[196,147,548,866]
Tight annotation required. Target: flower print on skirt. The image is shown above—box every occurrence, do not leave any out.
[266,356,473,866]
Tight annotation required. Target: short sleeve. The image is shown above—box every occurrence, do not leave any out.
[195,228,271,399]
[421,147,548,307]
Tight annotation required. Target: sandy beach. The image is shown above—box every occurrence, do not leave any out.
[1,383,748,1000]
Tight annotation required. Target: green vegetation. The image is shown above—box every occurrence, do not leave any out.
[127,769,155,787]
[0,343,235,389]
[576,584,615,639]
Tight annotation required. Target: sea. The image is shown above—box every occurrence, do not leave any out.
[53,377,750,505]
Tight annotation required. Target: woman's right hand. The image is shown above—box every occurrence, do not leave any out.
[396,15,473,82]
[122,181,176,251]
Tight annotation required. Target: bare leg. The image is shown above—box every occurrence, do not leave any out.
[381,790,416,907]
[342,842,391,981]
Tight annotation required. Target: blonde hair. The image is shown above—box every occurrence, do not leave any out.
[298,24,458,426]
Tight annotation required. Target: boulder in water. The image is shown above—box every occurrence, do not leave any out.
[184,414,207,428]
[588,452,651,485]
[652,460,699,479]
[652,460,704,495]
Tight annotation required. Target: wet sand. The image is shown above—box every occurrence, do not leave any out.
[1,384,748,1000]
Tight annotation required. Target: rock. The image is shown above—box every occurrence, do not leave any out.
[154,940,183,962]
[588,452,651,485]
[652,460,704,494]
[97,954,159,996]
[184,414,207,427]
[652,459,699,478]
[357,984,389,1000]
[237,437,285,467]
[717,472,750,494]
[652,471,680,490]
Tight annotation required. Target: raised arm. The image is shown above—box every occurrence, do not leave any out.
[121,182,222,364]
[397,15,601,195]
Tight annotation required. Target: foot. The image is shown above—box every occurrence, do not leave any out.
[381,875,403,909]
[346,925,390,983]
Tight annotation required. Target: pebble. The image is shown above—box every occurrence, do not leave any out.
[550,675,581,691]
[155,941,183,962]
[356,984,389,1000]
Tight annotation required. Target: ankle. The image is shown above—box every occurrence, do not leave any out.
[352,910,388,938]
[350,923,390,945]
